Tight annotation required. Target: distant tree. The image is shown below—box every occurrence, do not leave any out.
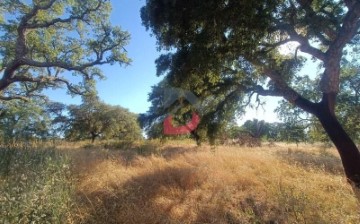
[221,120,243,140]
[274,122,307,142]
[141,1,360,189]
[242,119,269,139]
[66,95,142,142]
[0,0,130,100]
[0,99,51,143]
[45,101,69,139]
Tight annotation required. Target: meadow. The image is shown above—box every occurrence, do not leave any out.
[1,141,359,223]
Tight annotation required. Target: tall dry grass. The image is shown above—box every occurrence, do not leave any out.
[70,142,360,223]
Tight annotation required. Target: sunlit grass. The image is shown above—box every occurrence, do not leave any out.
[71,141,360,223]
[1,141,358,223]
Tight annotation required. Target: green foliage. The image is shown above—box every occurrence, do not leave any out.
[141,0,360,150]
[336,61,360,142]
[221,119,306,143]
[45,101,69,138]
[0,0,130,100]
[66,95,143,142]
[140,0,284,143]
[270,122,307,142]
[0,147,74,223]
[242,119,270,139]
[0,98,51,143]
[0,91,142,144]
[276,61,360,143]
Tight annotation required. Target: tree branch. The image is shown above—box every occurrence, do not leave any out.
[10,75,84,96]
[328,2,360,56]
[25,1,104,29]
[276,23,326,61]
[320,2,360,94]
[251,85,283,97]
[296,0,338,40]
[0,94,29,101]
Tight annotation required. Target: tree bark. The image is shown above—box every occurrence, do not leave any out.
[314,94,360,188]
[90,132,98,143]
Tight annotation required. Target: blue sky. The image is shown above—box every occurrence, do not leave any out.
[45,0,320,124]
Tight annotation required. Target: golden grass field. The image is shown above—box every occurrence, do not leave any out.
[70,141,359,223]
[1,141,360,223]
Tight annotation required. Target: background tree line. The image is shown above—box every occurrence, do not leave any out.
[0,94,143,144]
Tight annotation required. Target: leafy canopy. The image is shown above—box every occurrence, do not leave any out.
[0,0,130,100]
[66,95,143,142]
[141,0,360,142]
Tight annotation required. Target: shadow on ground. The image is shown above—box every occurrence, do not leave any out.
[75,164,280,224]
[276,149,343,174]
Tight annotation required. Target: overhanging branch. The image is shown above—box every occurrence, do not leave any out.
[25,1,104,29]
[0,94,29,101]
[251,85,283,97]
[276,23,326,61]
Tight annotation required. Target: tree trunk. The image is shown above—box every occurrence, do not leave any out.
[90,132,98,143]
[190,130,201,146]
[314,95,360,189]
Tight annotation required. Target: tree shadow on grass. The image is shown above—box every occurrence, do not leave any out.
[276,149,344,175]
[75,165,208,223]
[111,145,201,169]
[75,164,281,224]
[160,146,200,159]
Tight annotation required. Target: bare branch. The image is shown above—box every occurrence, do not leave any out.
[0,94,29,101]
[276,23,326,61]
[260,38,294,53]
[251,85,283,97]
[21,59,103,73]
[10,75,84,95]
[247,57,300,102]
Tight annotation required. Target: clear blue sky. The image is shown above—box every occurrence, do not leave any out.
[45,0,319,123]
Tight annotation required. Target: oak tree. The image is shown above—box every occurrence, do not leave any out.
[0,0,130,100]
[66,95,142,142]
[0,97,51,143]
[141,0,360,190]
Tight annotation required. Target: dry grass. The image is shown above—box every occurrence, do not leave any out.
[68,142,360,224]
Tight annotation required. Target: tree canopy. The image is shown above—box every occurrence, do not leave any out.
[0,0,130,100]
[141,0,360,189]
[0,98,50,143]
[66,95,143,142]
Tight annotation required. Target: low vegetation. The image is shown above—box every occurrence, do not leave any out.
[0,146,74,223]
[2,141,357,224]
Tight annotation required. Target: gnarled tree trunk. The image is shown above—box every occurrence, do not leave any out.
[315,94,360,188]
[297,93,360,193]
